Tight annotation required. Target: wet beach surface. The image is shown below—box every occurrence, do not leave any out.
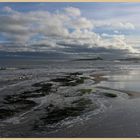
[0,59,140,137]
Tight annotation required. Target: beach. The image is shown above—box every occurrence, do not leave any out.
[0,59,140,137]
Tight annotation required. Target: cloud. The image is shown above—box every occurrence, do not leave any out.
[114,30,119,34]
[0,6,138,56]
[93,20,135,30]
[2,6,13,13]
[113,22,135,30]
[69,17,93,30]
[64,7,81,17]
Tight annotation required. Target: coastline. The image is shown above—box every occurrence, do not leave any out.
[0,60,140,137]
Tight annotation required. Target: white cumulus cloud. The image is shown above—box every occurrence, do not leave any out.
[64,7,81,17]
[0,6,138,54]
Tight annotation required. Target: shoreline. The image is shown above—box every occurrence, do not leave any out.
[0,61,140,137]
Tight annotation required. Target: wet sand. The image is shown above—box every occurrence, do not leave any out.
[1,72,140,138]
[1,61,140,137]
[44,97,140,138]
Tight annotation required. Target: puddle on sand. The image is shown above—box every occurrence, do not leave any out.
[98,69,140,93]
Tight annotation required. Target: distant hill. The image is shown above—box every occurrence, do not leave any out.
[73,57,103,61]
[118,57,140,61]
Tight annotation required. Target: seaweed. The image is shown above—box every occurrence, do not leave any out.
[51,75,85,86]
[103,92,117,98]
[0,108,15,119]
[78,88,92,95]
[36,98,93,125]
[0,100,36,120]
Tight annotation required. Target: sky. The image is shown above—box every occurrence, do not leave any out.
[0,2,140,59]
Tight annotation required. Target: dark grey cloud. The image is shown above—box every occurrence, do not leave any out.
[0,6,139,59]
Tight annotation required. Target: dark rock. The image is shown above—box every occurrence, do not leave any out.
[103,92,117,98]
